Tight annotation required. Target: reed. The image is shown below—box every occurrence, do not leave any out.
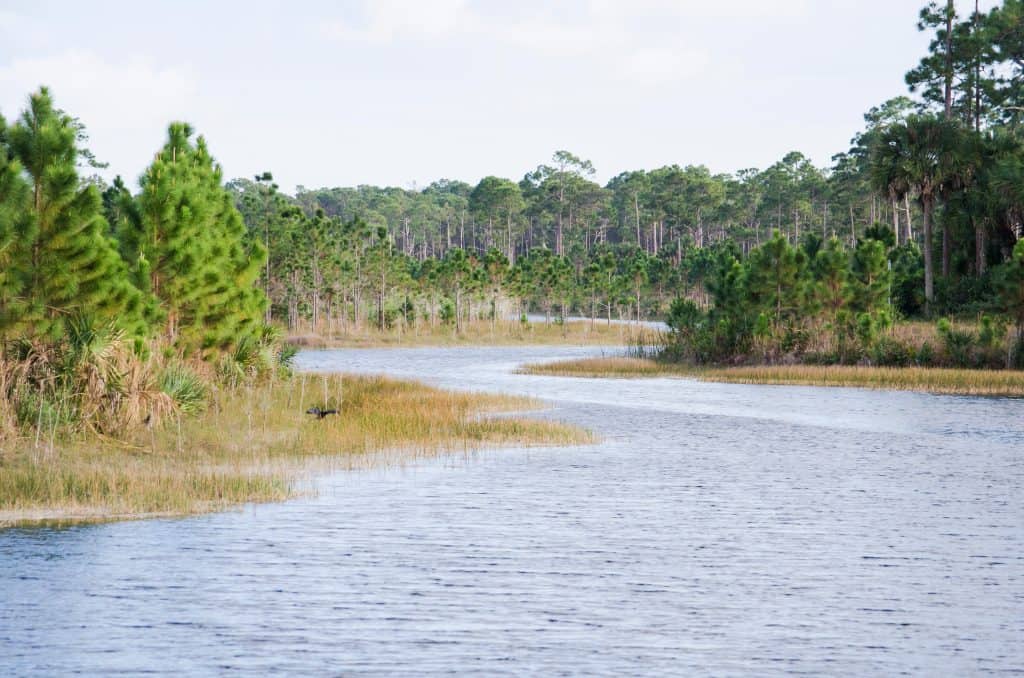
[520,357,1024,396]
[0,374,592,527]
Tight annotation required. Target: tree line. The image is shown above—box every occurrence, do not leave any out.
[225,2,1024,343]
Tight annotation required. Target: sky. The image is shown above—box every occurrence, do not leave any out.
[0,0,1004,193]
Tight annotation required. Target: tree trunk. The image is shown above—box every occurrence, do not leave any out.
[904,194,914,244]
[945,0,954,120]
[634,193,641,246]
[923,194,935,309]
[892,198,901,245]
[975,218,986,275]
[942,220,951,279]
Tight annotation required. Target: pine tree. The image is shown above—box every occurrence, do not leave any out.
[125,122,267,354]
[745,231,809,325]
[811,237,851,321]
[0,114,35,340]
[849,238,892,315]
[6,87,146,339]
[997,239,1024,358]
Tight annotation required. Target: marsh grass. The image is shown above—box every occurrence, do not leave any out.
[522,357,692,378]
[520,356,1024,396]
[289,318,645,348]
[0,373,592,527]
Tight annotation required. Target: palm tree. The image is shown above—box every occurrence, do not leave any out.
[870,114,965,310]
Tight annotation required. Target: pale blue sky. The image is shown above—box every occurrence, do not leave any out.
[0,1,1001,192]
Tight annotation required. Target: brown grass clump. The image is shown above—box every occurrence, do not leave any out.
[0,374,592,527]
[520,356,1024,396]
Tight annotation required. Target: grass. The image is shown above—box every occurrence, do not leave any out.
[288,318,644,348]
[0,373,592,528]
[520,356,1024,396]
[522,356,693,378]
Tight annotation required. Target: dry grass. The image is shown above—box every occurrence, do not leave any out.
[289,319,644,348]
[0,374,592,528]
[520,356,1024,396]
[699,364,1024,396]
[521,357,692,378]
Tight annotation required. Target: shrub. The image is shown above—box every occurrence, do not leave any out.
[159,366,209,416]
[870,336,914,367]
[936,318,976,368]
[916,341,936,366]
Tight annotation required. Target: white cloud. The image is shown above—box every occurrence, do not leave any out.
[0,49,196,180]
[616,46,711,85]
[320,0,722,85]
[321,0,471,43]
[587,0,811,20]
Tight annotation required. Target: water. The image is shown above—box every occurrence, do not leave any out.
[2,346,1022,675]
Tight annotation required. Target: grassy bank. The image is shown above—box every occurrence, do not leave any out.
[0,373,591,528]
[520,356,1024,396]
[288,318,648,348]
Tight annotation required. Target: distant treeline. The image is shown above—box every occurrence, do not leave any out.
[224,1,1024,333]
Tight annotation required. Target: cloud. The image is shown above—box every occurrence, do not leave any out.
[587,0,811,20]
[0,49,196,180]
[321,0,471,43]
[320,0,724,85]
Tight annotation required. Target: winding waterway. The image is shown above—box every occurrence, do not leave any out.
[2,346,1023,675]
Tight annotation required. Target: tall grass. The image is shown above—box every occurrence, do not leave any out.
[522,357,690,378]
[699,364,1024,396]
[520,356,1024,396]
[0,373,592,527]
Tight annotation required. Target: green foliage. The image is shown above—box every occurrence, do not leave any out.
[937,317,976,367]
[125,122,268,355]
[745,231,809,325]
[0,113,34,337]
[4,88,147,340]
[158,365,209,416]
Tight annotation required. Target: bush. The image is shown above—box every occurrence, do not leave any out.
[937,318,976,368]
[870,336,914,367]
[158,366,209,416]
[915,341,936,366]
[440,299,455,325]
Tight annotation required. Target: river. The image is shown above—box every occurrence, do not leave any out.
[2,345,1022,675]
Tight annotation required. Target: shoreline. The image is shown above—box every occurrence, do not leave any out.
[286,318,658,349]
[0,373,593,529]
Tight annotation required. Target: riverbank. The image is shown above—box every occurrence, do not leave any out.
[0,373,591,528]
[521,357,1024,396]
[287,318,657,348]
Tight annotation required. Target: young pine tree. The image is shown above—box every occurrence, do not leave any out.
[123,123,268,355]
[5,88,147,339]
[745,231,810,325]
[0,114,35,341]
